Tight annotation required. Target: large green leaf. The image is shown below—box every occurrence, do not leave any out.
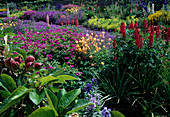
[44,88,58,116]
[58,89,81,109]
[0,82,11,94]
[56,75,79,81]
[14,48,27,61]
[0,86,32,115]
[1,74,17,92]
[66,99,93,114]
[29,89,45,105]
[28,107,55,117]
[40,76,58,86]
[110,111,125,117]
[57,88,67,101]
[0,90,10,98]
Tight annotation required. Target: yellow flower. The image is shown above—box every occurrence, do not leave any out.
[108,38,112,41]
[101,40,104,43]
[101,62,104,65]
[103,45,106,48]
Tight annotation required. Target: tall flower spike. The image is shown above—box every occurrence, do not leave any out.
[46,14,50,27]
[143,20,147,34]
[71,19,74,25]
[112,39,117,48]
[130,21,134,30]
[75,18,78,27]
[66,19,69,25]
[149,33,154,47]
[156,26,160,38]
[166,28,170,45]
[61,21,63,26]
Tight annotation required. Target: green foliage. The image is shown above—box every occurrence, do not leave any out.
[28,107,55,117]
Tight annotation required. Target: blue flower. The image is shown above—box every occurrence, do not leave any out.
[83,83,93,92]
[92,78,97,86]
[102,107,111,117]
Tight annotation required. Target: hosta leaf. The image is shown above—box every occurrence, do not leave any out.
[28,107,55,117]
[40,76,58,86]
[29,89,45,105]
[57,88,67,101]
[0,86,32,115]
[110,111,125,117]
[66,99,93,114]
[1,74,17,92]
[44,88,58,116]
[58,89,81,109]
[56,75,79,81]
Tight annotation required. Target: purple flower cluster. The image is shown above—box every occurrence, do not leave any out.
[86,94,100,111]
[22,20,60,32]
[0,11,7,17]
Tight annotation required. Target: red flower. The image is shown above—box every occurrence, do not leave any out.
[150,25,154,34]
[134,21,138,29]
[166,28,170,45]
[75,19,78,27]
[130,21,134,30]
[122,30,126,38]
[120,22,125,32]
[149,33,154,47]
[114,55,117,60]
[112,39,117,48]
[156,26,160,38]
[138,35,143,49]
[71,19,74,25]
[66,19,69,25]
[143,20,147,33]
[61,21,63,26]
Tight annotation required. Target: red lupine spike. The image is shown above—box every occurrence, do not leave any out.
[114,55,117,60]
[143,20,147,34]
[139,35,143,49]
[112,39,117,48]
[75,19,78,27]
[166,28,170,45]
[71,19,74,25]
[130,21,134,30]
[66,19,69,25]
[156,26,160,38]
[134,21,138,29]
[149,33,154,47]
[61,21,63,26]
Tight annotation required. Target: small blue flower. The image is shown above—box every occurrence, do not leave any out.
[83,83,93,92]
[92,78,97,86]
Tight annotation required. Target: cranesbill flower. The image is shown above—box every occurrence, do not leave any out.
[102,107,111,117]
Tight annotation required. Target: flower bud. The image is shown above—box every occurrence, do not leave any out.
[25,56,35,64]
[4,57,14,68]
[11,61,20,71]
[25,62,34,71]
[14,56,22,63]
[34,63,43,70]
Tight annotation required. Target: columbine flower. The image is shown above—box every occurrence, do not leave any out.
[102,107,111,117]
